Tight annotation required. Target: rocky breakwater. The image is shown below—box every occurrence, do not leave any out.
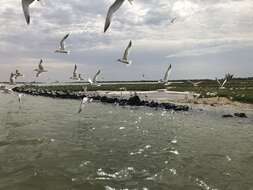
[13,86,189,111]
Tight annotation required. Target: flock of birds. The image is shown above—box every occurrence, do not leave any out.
[1,0,230,112]
[5,0,176,87]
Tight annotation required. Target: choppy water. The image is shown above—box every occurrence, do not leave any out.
[0,94,253,190]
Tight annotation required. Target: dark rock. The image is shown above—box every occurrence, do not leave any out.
[12,87,190,112]
[92,96,101,101]
[234,113,247,118]
[148,101,158,108]
[161,103,177,110]
[128,95,141,106]
[100,96,117,104]
[222,114,233,118]
[175,105,189,111]
[119,99,128,106]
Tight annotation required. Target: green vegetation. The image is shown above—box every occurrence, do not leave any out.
[169,78,253,104]
[27,78,253,104]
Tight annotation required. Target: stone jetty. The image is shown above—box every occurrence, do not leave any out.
[13,86,189,111]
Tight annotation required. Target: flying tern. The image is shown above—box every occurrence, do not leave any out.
[159,64,172,85]
[22,0,40,25]
[104,0,133,33]
[34,59,47,77]
[88,70,101,86]
[55,33,70,54]
[118,40,132,65]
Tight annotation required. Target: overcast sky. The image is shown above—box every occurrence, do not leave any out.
[0,0,253,82]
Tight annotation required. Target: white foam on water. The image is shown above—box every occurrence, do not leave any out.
[145,113,153,116]
[161,111,167,117]
[33,171,38,176]
[96,167,136,181]
[71,178,77,182]
[146,173,158,181]
[169,150,179,155]
[195,177,219,190]
[105,186,116,190]
[80,161,91,167]
[130,145,152,156]
[169,168,177,175]
[171,138,177,144]
[226,155,232,161]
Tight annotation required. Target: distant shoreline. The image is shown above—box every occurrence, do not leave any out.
[6,77,251,104]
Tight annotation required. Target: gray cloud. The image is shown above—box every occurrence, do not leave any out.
[0,0,252,82]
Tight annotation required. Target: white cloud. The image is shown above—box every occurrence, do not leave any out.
[0,0,252,81]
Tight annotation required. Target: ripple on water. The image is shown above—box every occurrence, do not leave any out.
[194,177,219,190]
[0,95,252,189]
[96,167,135,181]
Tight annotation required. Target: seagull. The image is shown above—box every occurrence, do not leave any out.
[188,80,202,87]
[22,0,40,25]
[0,85,6,91]
[88,70,101,86]
[17,94,24,104]
[216,78,227,89]
[70,64,78,80]
[34,59,47,77]
[0,86,14,94]
[15,69,24,79]
[159,64,172,85]
[82,86,88,93]
[171,17,177,24]
[10,72,16,85]
[55,33,70,54]
[78,97,92,113]
[104,0,133,33]
[78,74,84,81]
[118,40,132,65]
[69,65,84,81]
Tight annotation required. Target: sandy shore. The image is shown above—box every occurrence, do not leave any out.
[93,90,253,111]
[94,90,194,102]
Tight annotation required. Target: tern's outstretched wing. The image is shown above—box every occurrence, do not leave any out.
[92,70,101,83]
[123,40,132,60]
[221,79,227,88]
[38,59,44,70]
[60,33,70,49]
[171,17,176,23]
[187,80,194,85]
[216,78,221,86]
[163,64,172,82]
[195,81,203,85]
[78,97,88,113]
[22,0,35,24]
[104,0,125,33]
[73,64,77,77]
